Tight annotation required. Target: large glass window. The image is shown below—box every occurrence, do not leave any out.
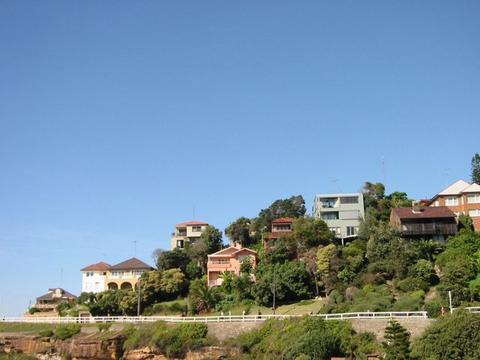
[340,196,359,204]
[321,212,339,220]
[469,209,480,217]
[467,194,480,204]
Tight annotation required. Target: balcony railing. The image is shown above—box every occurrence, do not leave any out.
[401,223,457,235]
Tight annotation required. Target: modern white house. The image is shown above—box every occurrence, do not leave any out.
[313,192,365,243]
[80,262,110,293]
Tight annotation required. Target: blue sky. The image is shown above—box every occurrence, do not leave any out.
[0,1,479,316]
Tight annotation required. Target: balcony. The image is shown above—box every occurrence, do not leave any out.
[400,223,457,236]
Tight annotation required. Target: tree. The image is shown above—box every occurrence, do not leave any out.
[225,217,253,246]
[156,249,190,273]
[382,319,411,360]
[316,244,338,294]
[252,195,306,235]
[240,257,253,275]
[458,214,475,232]
[412,311,480,360]
[200,225,223,254]
[472,153,480,184]
[254,261,312,306]
[293,216,333,251]
[160,268,187,299]
[188,277,218,313]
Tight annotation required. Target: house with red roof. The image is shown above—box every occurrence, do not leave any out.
[171,220,209,249]
[207,243,258,287]
[263,217,294,246]
[390,203,457,241]
[81,257,152,293]
[33,288,77,314]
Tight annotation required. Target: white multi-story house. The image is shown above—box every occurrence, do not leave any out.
[81,258,152,293]
[313,193,365,243]
[171,220,209,250]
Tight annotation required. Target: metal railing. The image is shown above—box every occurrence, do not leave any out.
[0,311,427,324]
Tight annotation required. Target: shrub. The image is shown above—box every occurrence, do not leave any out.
[396,277,429,292]
[97,323,112,332]
[38,329,54,337]
[28,307,39,315]
[54,324,81,340]
[412,311,480,359]
[392,291,424,311]
[424,299,443,318]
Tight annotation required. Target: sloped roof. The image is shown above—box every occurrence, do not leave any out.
[81,261,111,272]
[462,183,480,193]
[37,288,77,301]
[208,246,257,258]
[438,180,470,195]
[176,220,208,227]
[392,206,456,220]
[109,257,152,270]
[272,217,294,224]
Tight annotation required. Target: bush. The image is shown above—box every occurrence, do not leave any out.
[28,307,39,315]
[97,323,112,332]
[395,277,429,292]
[54,324,81,340]
[38,329,54,337]
[424,299,443,318]
[392,291,424,311]
[412,311,480,359]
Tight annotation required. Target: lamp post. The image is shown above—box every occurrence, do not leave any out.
[137,278,141,317]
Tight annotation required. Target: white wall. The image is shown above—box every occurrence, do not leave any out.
[81,272,106,293]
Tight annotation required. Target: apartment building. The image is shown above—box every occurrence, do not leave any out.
[207,243,257,287]
[313,193,365,241]
[81,257,152,293]
[430,180,480,231]
[390,203,457,241]
[171,220,209,250]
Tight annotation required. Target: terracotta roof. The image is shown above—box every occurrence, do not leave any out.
[272,217,294,224]
[109,257,152,270]
[176,220,208,227]
[81,262,111,272]
[209,245,257,258]
[392,206,456,220]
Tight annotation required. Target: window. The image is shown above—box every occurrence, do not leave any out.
[192,226,202,232]
[321,212,339,220]
[445,197,458,206]
[340,196,359,204]
[469,209,480,217]
[467,194,480,204]
[329,227,341,236]
[320,198,337,208]
[346,226,358,236]
[176,239,184,248]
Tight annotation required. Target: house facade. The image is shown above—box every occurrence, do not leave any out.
[33,288,77,313]
[81,257,152,293]
[263,217,294,245]
[313,193,365,241]
[171,220,209,250]
[390,204,457,241]
[430,180,480,231]
[207,243,258,287]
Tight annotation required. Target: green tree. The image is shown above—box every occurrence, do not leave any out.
[412,311,480,360]
[200,225,223,253]
[293,216,333,251]
[225,217,253,246]
[188,277,218,313]
[458,214,475,232]
[382,319,411,360]
[472,152,480,184]
[160,268,187,299]
[156,249,190,273]
[252,195,306,235]
[254,261,311,306]
[316,244,338,294]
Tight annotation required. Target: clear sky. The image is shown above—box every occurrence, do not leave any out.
[0,1,479,316]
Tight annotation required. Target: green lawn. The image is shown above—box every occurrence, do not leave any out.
[208,298,327,316]
[0,323,55,334]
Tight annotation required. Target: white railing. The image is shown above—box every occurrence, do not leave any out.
[0,311,427,324]
[452,306,480,313]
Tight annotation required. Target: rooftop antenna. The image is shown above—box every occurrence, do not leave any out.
[60,267,63,288]
[133,240,137,257]
[381,156,386,184]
